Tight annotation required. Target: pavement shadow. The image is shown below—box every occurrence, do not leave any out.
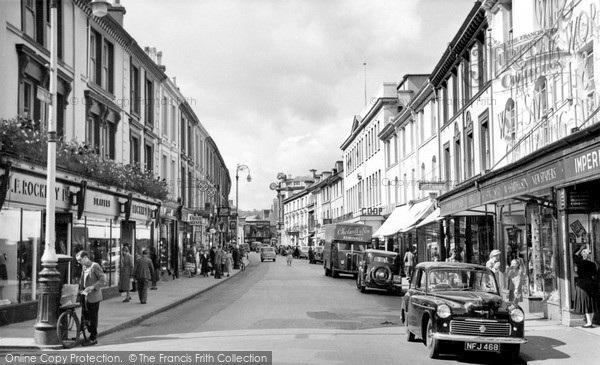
[520,335,570,362]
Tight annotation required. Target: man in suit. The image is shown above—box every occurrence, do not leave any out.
[214,246,224,279]
[76,250,107,346]
[134,249,154,304]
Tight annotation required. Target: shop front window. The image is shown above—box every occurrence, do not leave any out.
[135,225,152,259]
[0,208,42,305]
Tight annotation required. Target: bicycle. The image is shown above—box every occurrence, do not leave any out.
[56,298,91,348]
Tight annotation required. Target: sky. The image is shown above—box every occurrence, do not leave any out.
[123,0,476,211]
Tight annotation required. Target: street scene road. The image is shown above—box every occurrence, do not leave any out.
[51,252,542,365]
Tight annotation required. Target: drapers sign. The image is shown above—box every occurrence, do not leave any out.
[86,191,119,216]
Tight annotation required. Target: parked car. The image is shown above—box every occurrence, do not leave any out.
[298,245,309,259]
[260,246,276,262]
[356,249,402,294]
[402,262,527,360]
[313,245,324,263]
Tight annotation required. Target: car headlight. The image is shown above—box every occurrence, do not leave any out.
[436,304,451,319]
[510,308,525,323]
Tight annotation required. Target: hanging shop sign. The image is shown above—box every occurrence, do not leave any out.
[188,215,203,225]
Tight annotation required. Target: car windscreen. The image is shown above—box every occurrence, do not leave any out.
[372,255,396,264]
[261,247,274,252]
[336,243,367,251]
[427,268,498,294]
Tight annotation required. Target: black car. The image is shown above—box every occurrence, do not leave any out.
[402,262,527,360]
[356,249,402,294]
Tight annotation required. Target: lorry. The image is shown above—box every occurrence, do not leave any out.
[322,223,372,278]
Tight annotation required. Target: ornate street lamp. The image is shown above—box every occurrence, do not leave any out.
[235,164,251,245]
[270,173,287,247]
[34,0,111,347]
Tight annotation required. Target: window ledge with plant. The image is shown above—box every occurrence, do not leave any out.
[0,117,168,201]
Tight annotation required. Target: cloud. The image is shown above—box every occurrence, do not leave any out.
[124,0,475,210]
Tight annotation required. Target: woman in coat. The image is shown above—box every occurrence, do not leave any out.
[224,248,233,277]
[118,246,134,302]
[573,244,599,328]
[199,249,211,277]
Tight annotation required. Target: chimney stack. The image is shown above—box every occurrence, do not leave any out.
[157,51,166,72]
[108,0,126,27]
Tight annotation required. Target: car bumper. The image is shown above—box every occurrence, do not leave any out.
[432,333,528,344]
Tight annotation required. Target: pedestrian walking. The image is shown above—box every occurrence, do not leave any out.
[200,249,211,277]
[185,244,196,277]
[286,248,293,266]
[404,247,416,279]
[148,244,160,290]
[507,259,524,305]
[210,246,217,276]
[133,249,154,304]
[224,248,233,277]
[214,246,224,279]
[118,246,134,302]
[76,250,106,346]
[573,244,599,328]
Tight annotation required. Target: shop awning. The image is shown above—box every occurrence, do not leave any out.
[415,208,441,228]
[399,199,436,232]
[373,204,411,238]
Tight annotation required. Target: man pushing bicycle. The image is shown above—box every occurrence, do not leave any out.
[76,250,106,346]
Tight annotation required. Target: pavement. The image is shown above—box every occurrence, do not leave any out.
[0,256,599,363]
[0,257,251,350]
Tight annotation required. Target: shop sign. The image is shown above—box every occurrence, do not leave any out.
[6,171,71,209]
[360,207,383,216]
[440,190,481,216]
[188,215,203,225]
[218,206,230,217]
[130,202,154,221]
[480,161,564,204]
[86,191,118,216]
[564,144,600,180]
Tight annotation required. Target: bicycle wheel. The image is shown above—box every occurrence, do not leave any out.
[57,311,81,348]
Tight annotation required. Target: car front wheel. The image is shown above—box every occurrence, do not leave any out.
[426,319,441,358]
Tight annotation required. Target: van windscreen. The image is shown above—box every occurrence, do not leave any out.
[336,243,367,251]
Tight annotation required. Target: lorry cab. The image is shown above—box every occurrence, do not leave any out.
[322,223,372,278]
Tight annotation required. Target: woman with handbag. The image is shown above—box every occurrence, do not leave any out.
[118,246,134,303]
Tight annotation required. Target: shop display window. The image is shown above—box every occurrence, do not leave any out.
[0,208,42,305]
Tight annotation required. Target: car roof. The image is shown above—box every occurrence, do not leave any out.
[365,249,398,256]
[416,261,489,271]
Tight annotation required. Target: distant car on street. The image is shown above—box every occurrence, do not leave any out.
[260,246,276,262]
[298,245,309,259]
[313,245,324,263]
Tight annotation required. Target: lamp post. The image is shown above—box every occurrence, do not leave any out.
[269,173,287,247]
[235,164,251,245]
[33,0,110,347]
